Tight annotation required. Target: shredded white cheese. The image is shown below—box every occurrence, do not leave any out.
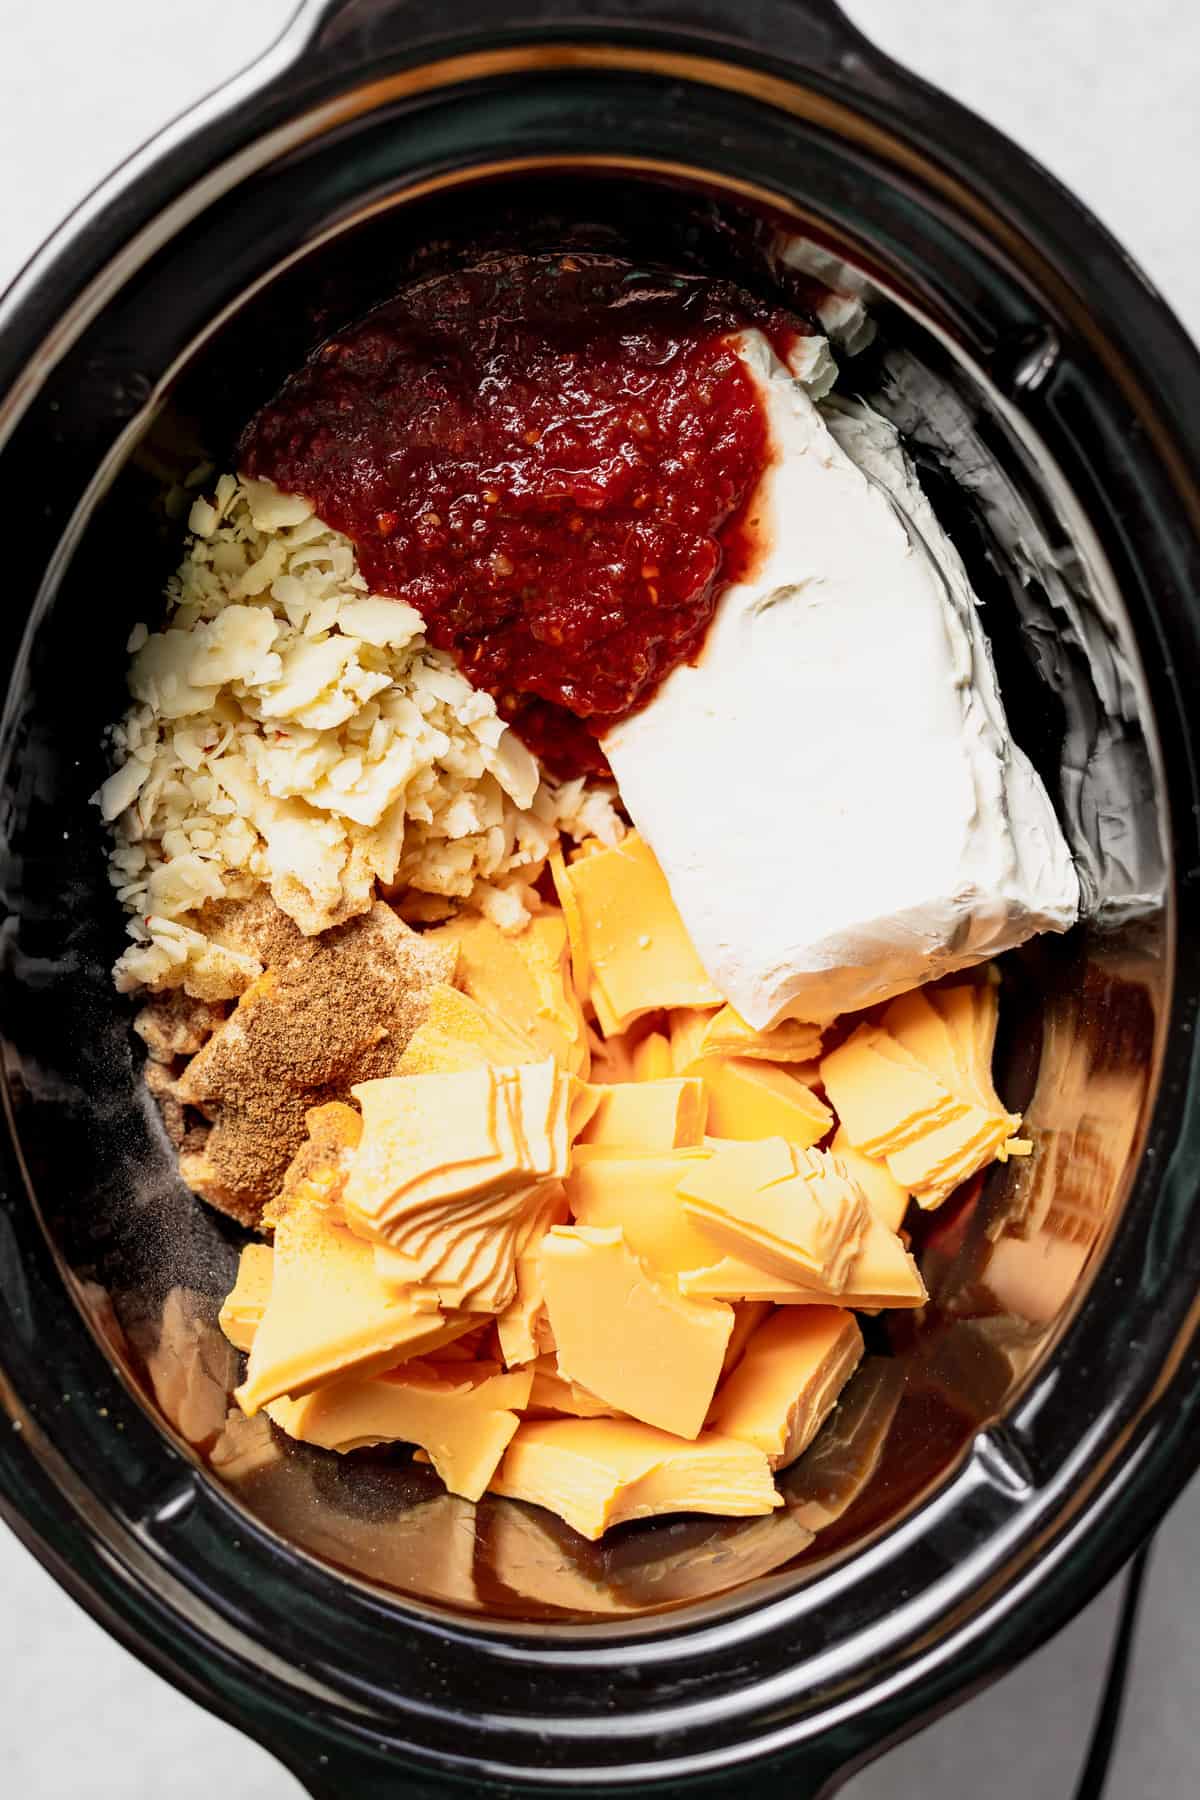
[97,475,622,998]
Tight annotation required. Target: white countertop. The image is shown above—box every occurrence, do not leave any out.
[1,3,1196,1796]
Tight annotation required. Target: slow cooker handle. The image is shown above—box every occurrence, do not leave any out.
[293,0,867,74]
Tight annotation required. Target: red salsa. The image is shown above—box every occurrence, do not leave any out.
[241,254,815,776]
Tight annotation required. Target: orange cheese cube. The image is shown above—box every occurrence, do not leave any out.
[707,1307,863,1469]
[218,1243,274,1353]
[541,1225,733,1438]
[268,1361,533,1501]
[831,1128,910,1233]
[526,1354,627,1419]
[558,833,722,1033]
[677,1139,868,1292]
[578,1077,707,1151]
[721,1301,773,1378]
[839,1215,927,1307]
[496,1184,568,1366]
[235,1197,475,1414]
[820,1025,964,1157]
[695,1005,823,1065]
[631,1031,674,1082]
[696,1057,832,1149]
[488,1416,781,1540]
[566,1147,721,1278]
[394,983,540,1077]
[428,910,590,1075]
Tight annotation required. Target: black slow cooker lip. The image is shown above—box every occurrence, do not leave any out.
[1,2,1199,1795]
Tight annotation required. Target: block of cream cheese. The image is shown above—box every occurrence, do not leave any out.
[603,330,1078,1028]
[707,1306,864,1468]
[541,1224,733,1438]
[488,1416,781,1540]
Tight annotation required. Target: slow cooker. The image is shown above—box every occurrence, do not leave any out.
[1,1,1198,1794]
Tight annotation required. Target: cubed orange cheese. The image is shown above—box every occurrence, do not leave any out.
[695,1005,823,1065]
[496,1184,568,1366]
[578,1078,707,1151]
[838,1215,927,1307]
[695,1057,833,1150]
[526,1354,627,1419]
[721,1301,773,1378]
[820,1025,965,1157]
[707,1307,863,1468]
[218,1243,274,1352]
[631,1031,674,1082]
[393,983,540,1076]
[677,1139,868,1292]
[488,1416,781,1540]
[557,833,722,1033]
[566,1147,721,1277]
[541,1225,732,1438]
[268,1361,533,1501]
[831,1128,910,1233]
[235,1197,475,1414]
[428,910,589,1075]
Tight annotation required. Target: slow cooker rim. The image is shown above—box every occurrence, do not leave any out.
[1,4,1199,1795]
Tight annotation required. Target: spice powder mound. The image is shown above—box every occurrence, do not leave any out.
[172,901,455,1225]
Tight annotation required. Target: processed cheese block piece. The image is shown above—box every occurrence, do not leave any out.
[885,1106,1013,1210]
[566,1147,722,1278]
[549,848,590,998]
[496,1185,568,1365]
[667,1008,712,1075]
[707,1307,864,1468]
[679,1259,831,1304]
[393,984,540,1077]
[345,1066,514,1231]
[268,1361,533,1501]
[820,1025,964,1158]
[558,833,722,1034]
[526,1354,627,1419]
[879,987,967,1102]
[831,1128,909,1233]
[235,1197,475,1414]
[488,1416,782,1540]
[263,1101,363,1228]
[695,1005,823,1066]
[696,1056,833,1149]
[677,1139,869,1292]
[631,1031,674,1082]
[218,1243,274,1352]
[838,1216,927,1308]
[541,1225,733,1439]
[927,977,1006,1111]
[428,910,590,1076]
[721,1301,773,1378]
[579,1078,707,1151]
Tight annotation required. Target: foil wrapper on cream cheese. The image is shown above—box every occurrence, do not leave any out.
[603,330,1078,1029]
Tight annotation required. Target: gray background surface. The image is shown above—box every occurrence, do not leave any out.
[1,3,1196,1794]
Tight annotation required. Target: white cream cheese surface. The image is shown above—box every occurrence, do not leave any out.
[603,331,1079,1028]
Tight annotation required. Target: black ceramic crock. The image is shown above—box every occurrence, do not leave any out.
[1,2,1199,1795]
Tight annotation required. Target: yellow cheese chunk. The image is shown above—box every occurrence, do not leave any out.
[721,1301,773,1378]
[394,983,540,1077]
[820,1025,965,1157]
[541,1225,733,1438]
[566,1147,722,1278]
[838,1215,927,1308]
[526,1354,627,1419]
[631,1031,674,1082]
[235,1197,475,1414]
[928,977,1005,1111]
[707,1307,863,1469]
[831,1128,910,1233]
[697,1057,833,1150]
[578,1078,707,1151]
[549,848,590,998]
[668,1007,713,1074]
[886,1106,1013,1210]
[559,833,722,1033]
[677,1139,868,1292]
[489,1416,781,1540]
[428,910,590,1076]
[880,987,965,1100]
[268,1361,533,1501]
[496,1185,568,1366]
[218,1243,274,1353]
[696,1005,823,1065]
